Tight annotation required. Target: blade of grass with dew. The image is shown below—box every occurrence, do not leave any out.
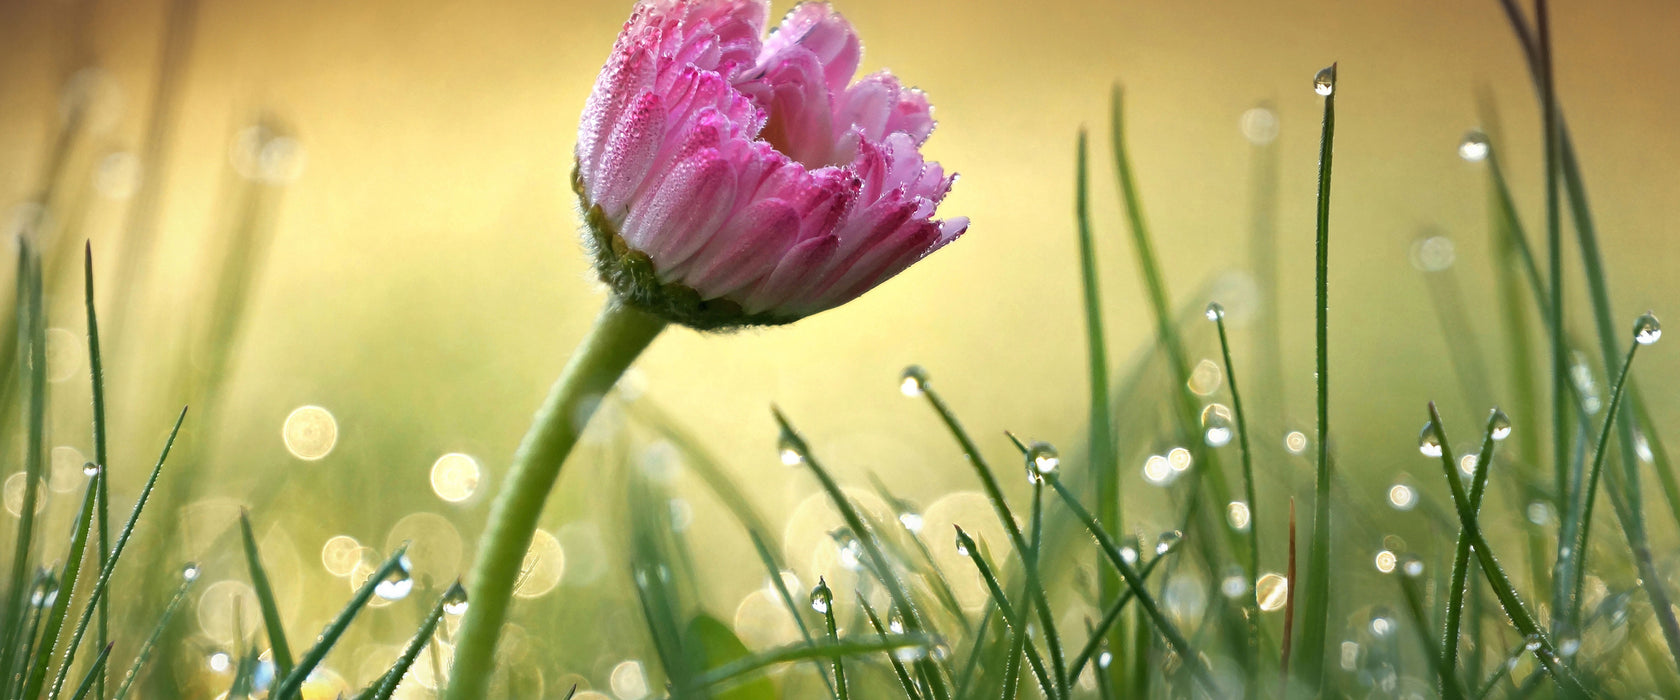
[951,604,999,698]
[45,406,187,700]
[773,408,953,700]
[1567,322,1647,625]
[271,544,410,700]
[907,388,1066,695]
[1295,62,1338,693]
[370,582,460,700]
[1425,402,1590,696]
[690,636,929,694]
[747,532,840,700]
[63,643,110,700]
[857,596,920,699]
[1108,85,1242,570]
[110,563,197,700]
[81,244,112,700]
[1494,0,1680,666]
[1046,477,1218,692]
[1074,130,1122,688]
[239,510,296,676]
[812,579,848,700]
[866,475,970,629]
[1209,302,1261,674]
[953,526,1056,697]
[1067,546,1171,679]
[1442,408,1502,684]
[20,468,102,700]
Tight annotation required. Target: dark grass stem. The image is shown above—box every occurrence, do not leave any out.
[748,532,839,700]
[64,644,111,700]
[0,240,46,700]
[1425,402,1591,697]
[110,574,198,697]
[1442,409,1503,691]
[1296,62,1338,693]
[1280,499,1297,695]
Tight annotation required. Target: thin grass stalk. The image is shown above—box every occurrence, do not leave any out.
[690,637,928,693]
[747,532,839,700]
[273,544,411,700]
[63,644,110,700]
[81,244,112,700]
[1425,402,1589,696]
[857,596,919,700]
[1399,566,1465,700]
[1067,549,1169,678]
[953,527,1056,697]
[0,240,43,700]
[21,470,101,700]
[370,583,460,700]
[1209,304,1261,676]
[773,409,951,700]
[910,388,1066,693]
[1295,62,1338,693]
[238,511,296,676]
[1567,333,1643,624]
[1442,409,1503,690]
[1279,498,1297,695]
[110,566,197,700]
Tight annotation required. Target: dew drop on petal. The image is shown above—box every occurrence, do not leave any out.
[1634,312,1662,346]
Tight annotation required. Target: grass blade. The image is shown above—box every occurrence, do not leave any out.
[239,510,296,676]
[953,527,1056,697]
[272,544,411,700]
[812,579,847,700]
[1442,408,1503,684]
[1425,402,1589,696]
[82,244,112,700]
[1279,498,1297,695]
[1398,565,1464,700]
[22,469,101,700]
[370,582,461,700]
[692,636,928,694]
[1566,326,1646,624]
[63,643,111,700]
[46,406,187,700]
[1295,62,1339,693]
[857,595,920,700]
[907,386,1066,695]
[0,238,47,700]
[772,408,950,700]
[1067,545,1171,678]
[110,564,198,700]
[1208,302,1261,676]
[746,531,839,699]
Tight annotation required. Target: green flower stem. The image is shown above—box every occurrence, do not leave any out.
[448,300,666,699]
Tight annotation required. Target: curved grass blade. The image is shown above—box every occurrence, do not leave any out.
[690,637,928,695]
[21,470,102,700]
[272,544,411,700]
[772,408,950,700]
[1425,402,1590,697]
[1209,302,1262,683]
[1442,408,1501,684]
[1295,61,1339,694]
[1566,332,1644,624]
[63,643,111,700]
[1046,477,1218,692]
[239,510,296,676]
[110,565,199,700]
[906,388,1066,694]
[953,527,1055,697]
[857,595,920,700]
[370,582,460,700]
[46,406,188,700]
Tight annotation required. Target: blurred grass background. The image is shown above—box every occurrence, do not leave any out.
[3,0,1680,695]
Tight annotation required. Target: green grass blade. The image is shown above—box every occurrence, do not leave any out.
[239,510,296,676]
[857,595,920,700]
[22,468,101,700]
[1209,303,1261,677]
[63,643,110,700]
[746,532,838,699]
[772,408,951,700]
[953,527,1056,698]
[1295,62,1339,693]
[1046,477,1218,692]
[812,579,847,700]
[691,637,929,695]
[907,388,1065,694]
[45,406,187,700]
[272,544,411,700]
[110,565,198,700]
[866,475,970,629]
[1425,402,1590,696]
[370,582,460,700]
[1566,331,1644,625]
[1398,566,1464,700]
[1067,548,1170,679]
[0,238,47,700]
[82,243,112,700]
[1442,408,1502,683]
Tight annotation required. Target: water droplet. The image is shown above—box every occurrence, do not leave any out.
[1400,555,1424,577]
[1375,550,1397,573]
[1226,501,1252,531]
[1119,546,1138,565]
[1634,312,1662,345]
[954,529,972,557]
[1523,634,1543,652]
[1527,500,1555,526]
[888,612,904,635]
[1239,107,1280,145]
[1370,615,1393,637]
[1387,484,1417,511]
[809,579,833,614]
[898,511,923,534]
[208,651,232,673]
[1458,130,1490,162]
[181,563,201,582]
[81,462,99,477]
[1097,650,1114,669]
[777,431,805,467]
[1255,573,1289,611]
[1489,409,1512,441]
[1284,430,1309,455]
[1026,441,1059,482]
[1459,454,1479,478]
[1187,359,1223,396]
[1418,422,1443,458]
[1313,65,1337,96]
[893,645,926,662]
[1205,302,1226,322]
[1557,635,1580,657]
[1156,530,1183,555]
[1202,404,1234,447]
[899,365,929,397]
[30,577,58,608]
[374,555,414,600]
[443,584,469,615]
